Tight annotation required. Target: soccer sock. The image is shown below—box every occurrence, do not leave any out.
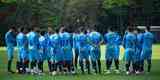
[38,61,42,71]
[140,60,144,72]
[33,61,37,68]
[132,63,136,72]
[16,61,20,71]
[75,53,78,69]
[115,59,119,70]
[59,63,63,72]
[8,60,12,71]
[68,64,72,72]
[30,61,34,69]
[106,60,109,70]
[79,60,84,73]
[48,61,52,72]
[19,61,24,73]
[52,63,56,72]
[98,60,101,73]
[24,60,29,72]
[135,62,139,71]
[106,60,112,70]
[86,60,90,74]
[125,62,130,71]
[41,61,44,72]
[92,61,97,73]
[71,63,75,72]
[26,61,29,68]
[147,59,151,72]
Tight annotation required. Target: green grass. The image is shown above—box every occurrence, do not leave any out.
[0,45,160,80]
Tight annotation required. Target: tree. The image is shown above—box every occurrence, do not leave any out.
[61,0,102,31]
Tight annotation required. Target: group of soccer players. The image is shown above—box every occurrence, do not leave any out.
[5,25,154,75]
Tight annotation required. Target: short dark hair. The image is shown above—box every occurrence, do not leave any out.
[10,25,16,30]
[108,27,114,32]
[20,27,25,32]
[40,30,46,36]
[146,26,151,31]
[127,27,134,32]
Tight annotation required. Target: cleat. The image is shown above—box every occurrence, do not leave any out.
[52,71,57,76]
[26,68,30,74]
[135,71,140,75]
[105,70,111,74]
[16,70,19,73]
[92,72,97,75]
[115,70,120,74]
[8,70,15,74]
[126,71,130,75]
[71,71,76,75]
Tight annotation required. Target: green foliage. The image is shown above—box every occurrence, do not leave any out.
[1,0,17,3]
[103,0,129,9]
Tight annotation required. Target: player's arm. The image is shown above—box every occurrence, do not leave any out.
[122,35,126,49]
[104,34,108,44]
[99,33,104,45]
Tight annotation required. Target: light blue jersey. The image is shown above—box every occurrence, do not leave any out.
[27,31,39,62]
[59,32,73,61]
[38,35,46,61]
[73,33,80,50]
[123,32,136,61]
[5,31,16,60]
[78,33,90,61]
[89,31,102,61]
[135,33,143,61]
[141,31,154,60]
[16,32,28,62]
[104,32,117,60]
[50,33,63,62]
[114,32,121,60]
[44,33,52,60]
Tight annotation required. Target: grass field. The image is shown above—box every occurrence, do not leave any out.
[0,45,160,80]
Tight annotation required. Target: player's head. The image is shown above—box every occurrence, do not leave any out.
[127,27,134,33]
[27,27,32,33]
[79,27,85,33]
[133,28,138,34]
[19,27,25,33]
[108,27,114,32]
[55,28,59,33]
[136,27,144,34]
[145,26,151,32]
[9,25,16,32]
[48,27,53,33]
[59,25,67,33]
[40,30,46,36]
[33,27,39,33]
[91,26,97,32]
[86,28,91,33]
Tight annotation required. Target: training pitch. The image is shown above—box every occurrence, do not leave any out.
[0,45,160,80]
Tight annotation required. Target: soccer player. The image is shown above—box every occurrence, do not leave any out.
[104,27,120,74]
[89,28,102,74]
[123,27,137,75]
[5,26,16,73]
[50,29,63,75]
[134,28,143,74]
[72,30,80,70]
[45,27,53,73]
[16,27,28,74]
[38,30,46,74]
[140,26,154,73]
[59,27,73,74]
[27,27,39,74]
[78,27,90,74]
[114,31,121,73]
